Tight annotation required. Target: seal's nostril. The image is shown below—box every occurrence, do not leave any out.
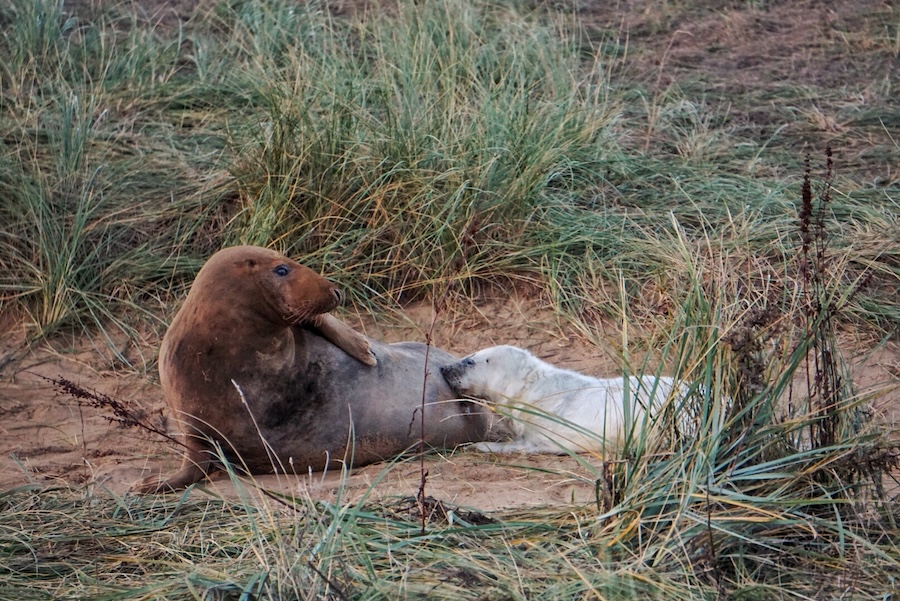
[332,288,343,305]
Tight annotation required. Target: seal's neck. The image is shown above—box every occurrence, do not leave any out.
[169,293,297,368]
[251,327,296,371]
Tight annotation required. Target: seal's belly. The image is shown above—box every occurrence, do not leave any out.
[231,335,486,472]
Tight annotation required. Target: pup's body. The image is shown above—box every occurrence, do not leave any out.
[441,345,680,454]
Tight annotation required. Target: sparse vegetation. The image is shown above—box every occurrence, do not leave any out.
[1,0,898,598]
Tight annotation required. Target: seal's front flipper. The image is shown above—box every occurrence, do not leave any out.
[132,442,213,494]
[309,313,377,366]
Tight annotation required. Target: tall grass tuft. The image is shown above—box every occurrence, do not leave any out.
[584,151,899,596]
[1,0,897,360]
[0,0,230,365]
[227,0,623,309]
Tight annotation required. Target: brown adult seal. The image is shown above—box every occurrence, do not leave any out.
[137,245,488,492]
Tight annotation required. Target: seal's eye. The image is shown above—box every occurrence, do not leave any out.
[273,264,290,277]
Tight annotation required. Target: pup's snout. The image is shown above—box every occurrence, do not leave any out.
[331,286,343,306]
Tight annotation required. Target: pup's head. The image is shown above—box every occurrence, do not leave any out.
[440,345,536,401]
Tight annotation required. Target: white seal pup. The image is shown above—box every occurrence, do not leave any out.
[440,345,682,454]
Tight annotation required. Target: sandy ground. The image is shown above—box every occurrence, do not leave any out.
[2,294,898,511]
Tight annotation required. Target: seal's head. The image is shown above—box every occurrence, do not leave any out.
[187,245,342,328]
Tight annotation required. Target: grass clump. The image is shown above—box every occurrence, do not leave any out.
[227,0,623,309]
[1,0,896,359]
[0,0,227,362]
[589,153,898,598]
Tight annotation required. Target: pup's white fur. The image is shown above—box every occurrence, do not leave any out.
[441,345,681,454]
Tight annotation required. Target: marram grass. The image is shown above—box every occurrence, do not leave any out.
[1,0,897,357]
[0,482,683,600]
